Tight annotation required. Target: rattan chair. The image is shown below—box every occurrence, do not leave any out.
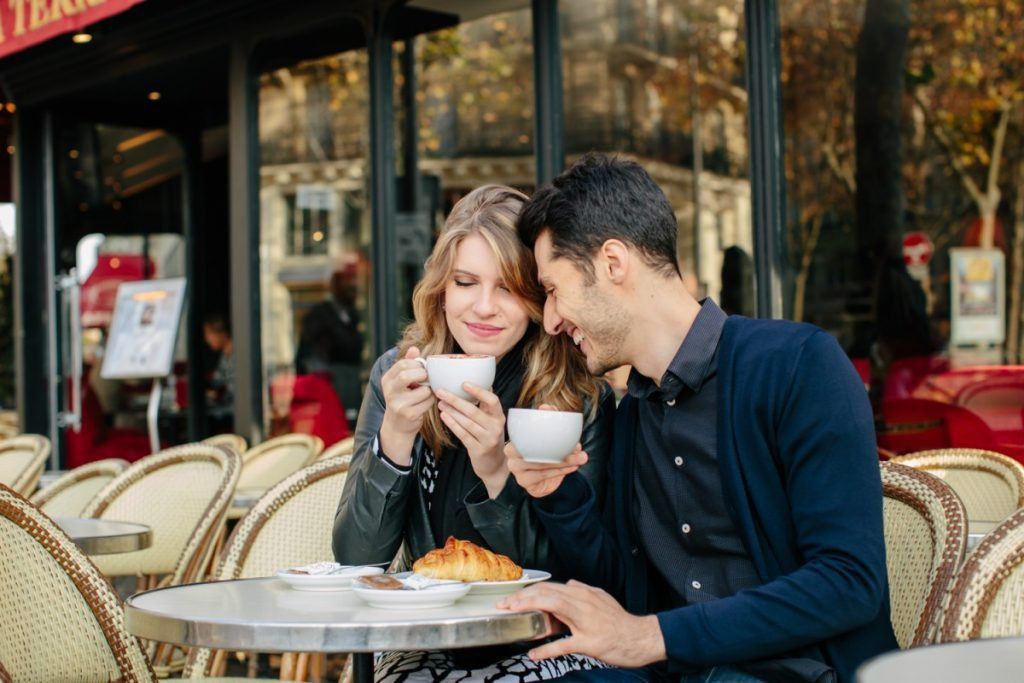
[82,443,241,584]
[228,434,324,519]
[202,433,248,454]
[0,483,155,681]
[891,449,1024,525]
[939,507,1024,642]
[29,458,129,517]
[318,435,355,461]
[881,461,968,647]
[184,455,352,680]
[0,434,51,496]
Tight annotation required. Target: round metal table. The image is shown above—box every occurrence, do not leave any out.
[56,517,152,555]
[857,637,1024,682]
[966,520,998,553]
[124,577,558,682]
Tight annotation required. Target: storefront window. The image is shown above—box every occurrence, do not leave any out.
[258,49,372,442]
[780,1,1024,458]
[560,0,752,392]
[395,7,535,321]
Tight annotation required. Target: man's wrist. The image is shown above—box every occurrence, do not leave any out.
[635,614,667,665]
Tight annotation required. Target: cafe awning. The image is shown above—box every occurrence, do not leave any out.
[0,0,144,60]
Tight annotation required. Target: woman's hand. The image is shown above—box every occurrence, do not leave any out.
[436,384,508,498]
[379,347,435,466]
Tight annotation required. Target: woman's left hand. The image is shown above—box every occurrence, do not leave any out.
[436,384,508,498]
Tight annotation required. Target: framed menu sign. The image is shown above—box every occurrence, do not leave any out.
[101,278,187,380]
[950,248,1005,346]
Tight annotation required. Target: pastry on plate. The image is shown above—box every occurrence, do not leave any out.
[412,537,523,582]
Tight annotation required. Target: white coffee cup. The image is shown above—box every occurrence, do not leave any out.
[507,408,583,463]
[414,354,496,401]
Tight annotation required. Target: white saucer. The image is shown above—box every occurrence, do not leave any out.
[276,565,384,591]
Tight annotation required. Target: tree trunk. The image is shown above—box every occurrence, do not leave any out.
[853,0,910,352]
[855,0,910,263]
[793,216,824,323]
[1008,158,1024,364]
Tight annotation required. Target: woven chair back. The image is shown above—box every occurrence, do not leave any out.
[319,435,355,461]
[29,458,129,518]
[0,435,51,496]
[82,444,241,582]
[201,433,248,455]
[892,449,1024,524]
[940,507,1024,642]
[236,433,324,491]
[183,455,350,676]
[881,461,968,647]
[0,484,154,681]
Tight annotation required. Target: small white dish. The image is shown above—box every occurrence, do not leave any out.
[351,578,472,609]
[467,568,551,595]
[276,565,384,591]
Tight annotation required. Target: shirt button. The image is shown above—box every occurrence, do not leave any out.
[681,523,691,534]
[674,456,684,467]
[666,398,676,406]
[631,546,639,557]
[692,580,702,590]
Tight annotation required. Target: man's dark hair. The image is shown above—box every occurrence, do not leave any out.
[517,152,681,282]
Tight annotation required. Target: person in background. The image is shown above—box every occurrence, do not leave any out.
[333,185,615,681]
[501,153,897,683]
[203,312,234,429]
[295,258,366,413]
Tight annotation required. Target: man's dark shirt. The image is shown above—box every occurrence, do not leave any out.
[627,299,833,682]
[628,299,760,611]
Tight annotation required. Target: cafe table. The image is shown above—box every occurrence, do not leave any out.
[857,636,1024,682]
[966,520,998,553]
[55,516,152,555]
[124,577,559,682]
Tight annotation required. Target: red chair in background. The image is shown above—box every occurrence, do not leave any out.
[270,373,352,448]
[883,356,951,402]
[877,398,999,457]
[65,380,158,469]
[955,378,1024,460]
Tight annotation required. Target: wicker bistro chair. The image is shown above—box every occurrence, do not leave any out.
[227,434,324,520]
[318,435,355,461]
[881,462,968,647]
[202,433,248,454]
[0,435,52,496]
[82,444,241,672]
[939,507,1024,642]
[0,483,155,681]
[891,449,1024,526]
[29,458,129,517]
[184,455,352,680]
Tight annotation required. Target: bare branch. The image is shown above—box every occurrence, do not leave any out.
[986,100,1013,196]
[911,89,986,207]
[823,142,856,196]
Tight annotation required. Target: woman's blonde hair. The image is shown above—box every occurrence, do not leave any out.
[398,184,602,455]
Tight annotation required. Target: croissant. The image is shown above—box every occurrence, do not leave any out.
[412,537,523,582]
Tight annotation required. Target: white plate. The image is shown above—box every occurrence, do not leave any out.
[466,568,551,595]
[351,580,472,609]
[275,565,384,591]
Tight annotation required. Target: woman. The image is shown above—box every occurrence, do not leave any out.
[333,185,614,681]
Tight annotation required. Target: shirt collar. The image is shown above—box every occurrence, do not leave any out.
[627,298,727,401]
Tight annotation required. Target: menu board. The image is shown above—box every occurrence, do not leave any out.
[101,278,187,380]
[950,248,1005,346]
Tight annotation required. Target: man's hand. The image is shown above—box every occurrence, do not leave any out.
[505,441,587,498]
[497,581,667,668]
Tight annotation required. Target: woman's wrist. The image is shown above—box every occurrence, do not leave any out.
[379,415,417,467]
[480,466,510,500]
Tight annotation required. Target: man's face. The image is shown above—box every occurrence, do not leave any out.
[534,231,629,376]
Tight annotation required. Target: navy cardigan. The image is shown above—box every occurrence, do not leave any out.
[533,316,898,682]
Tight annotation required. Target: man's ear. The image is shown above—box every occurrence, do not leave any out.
[597,239,630,284]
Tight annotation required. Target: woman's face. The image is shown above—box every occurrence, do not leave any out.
[444,233,531,361]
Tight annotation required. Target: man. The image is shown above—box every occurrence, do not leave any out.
[499,153,897,682]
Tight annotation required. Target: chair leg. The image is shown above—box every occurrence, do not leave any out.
[281,652,296,680]
[295,652,310,680]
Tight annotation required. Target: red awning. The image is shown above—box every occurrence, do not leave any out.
[80,253,153,329]
[0,0,144,60]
